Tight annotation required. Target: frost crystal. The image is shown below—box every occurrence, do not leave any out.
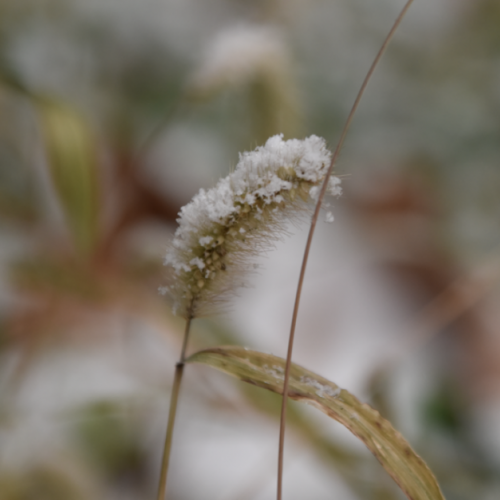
[262,364,285,380]
[163,134,341,317]
[300,376,341,399]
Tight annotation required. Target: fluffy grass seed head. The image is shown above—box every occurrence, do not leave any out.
[162,134,341,318]
[189,24,290,94]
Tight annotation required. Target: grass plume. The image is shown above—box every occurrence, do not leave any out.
[163,134,341,319]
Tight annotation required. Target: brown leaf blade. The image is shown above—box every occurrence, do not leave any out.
[187,346,445,500]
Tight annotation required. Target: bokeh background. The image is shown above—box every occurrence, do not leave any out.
[1,0,500,499]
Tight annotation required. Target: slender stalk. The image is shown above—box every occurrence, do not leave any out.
[276,2,415,499]
[157,316,193,500]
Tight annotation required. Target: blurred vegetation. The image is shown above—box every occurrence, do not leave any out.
[1,0,500,499]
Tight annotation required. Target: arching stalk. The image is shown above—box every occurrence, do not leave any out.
[276,2,415,499]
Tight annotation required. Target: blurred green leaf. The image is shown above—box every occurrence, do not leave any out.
[423,380,466,436]
[38,100,99,257]
[73,401,147,485]
[188,346,445,500]
[0,466,88,500]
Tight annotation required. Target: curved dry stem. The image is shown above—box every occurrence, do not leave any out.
[276,2,416,499]
[157,315,193,500]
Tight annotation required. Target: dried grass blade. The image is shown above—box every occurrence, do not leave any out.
[188,346,444,500]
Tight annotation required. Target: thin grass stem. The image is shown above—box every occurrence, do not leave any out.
[157,315,193,500]
[136,96,185,163]
[276,2,415,499]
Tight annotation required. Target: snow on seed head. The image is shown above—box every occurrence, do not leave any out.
[163,134,341,318]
